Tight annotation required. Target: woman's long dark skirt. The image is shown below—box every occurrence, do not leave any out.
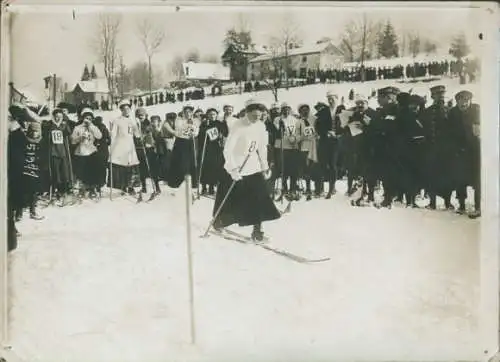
[167,138,198,189]
[108,164,134,190]
[74,153,99,187]
[213,171,281,228]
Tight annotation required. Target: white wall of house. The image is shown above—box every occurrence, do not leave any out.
[247,44,344,81]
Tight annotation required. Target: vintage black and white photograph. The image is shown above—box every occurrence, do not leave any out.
[1,1,498,361]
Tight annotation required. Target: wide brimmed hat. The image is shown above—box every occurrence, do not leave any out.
[165,112,177,119]
[183,104,195,112]
[326,90,338,98]
[354,94,367,104]
[455,90,473,101]
[245,98,266,110]
[270,102,280,110]
[80,107,94,118]
[223,104,233,110]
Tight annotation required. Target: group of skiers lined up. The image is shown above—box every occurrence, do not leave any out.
[7,84,481,251]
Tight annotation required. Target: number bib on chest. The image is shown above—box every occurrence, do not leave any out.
[303,126,314,137]
[51,130,64,144]
[206,127,219,141]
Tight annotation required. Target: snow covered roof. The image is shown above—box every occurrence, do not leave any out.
[249,42,338,63]
[182,62,230,81]
[72,79,109,94]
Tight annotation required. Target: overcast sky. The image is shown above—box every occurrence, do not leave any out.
[9,4,485,99]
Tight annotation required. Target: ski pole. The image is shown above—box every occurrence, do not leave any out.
[109,121,113,200]
[138,124,157,198]
[191,128,199,201]
[201,146,253,238]
[197,131,208,196]
[280,121,285,204]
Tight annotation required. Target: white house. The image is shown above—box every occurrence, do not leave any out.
[247,41,344,81]
[181,62,231,81]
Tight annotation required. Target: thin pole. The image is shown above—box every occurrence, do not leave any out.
[184,174,196,344]
[53,74,57,109]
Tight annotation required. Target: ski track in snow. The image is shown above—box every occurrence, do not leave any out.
[8,80,480,362]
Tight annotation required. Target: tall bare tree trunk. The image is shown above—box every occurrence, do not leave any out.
[148,55,152,95]
[360,14,367,83]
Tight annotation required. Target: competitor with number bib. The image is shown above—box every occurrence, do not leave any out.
[297,104,321,201]
[166,104,200,195]
[212,98,281,242]
[41,108,74,206]
[274,102,303,201]
[197,108,228,196]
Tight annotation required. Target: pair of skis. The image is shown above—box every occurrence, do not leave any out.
[206,227,330,264]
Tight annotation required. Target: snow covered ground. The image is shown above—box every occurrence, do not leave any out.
[6,78,483,362]
[7,179,480,362]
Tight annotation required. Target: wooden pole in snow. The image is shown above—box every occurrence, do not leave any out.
[184,175,196,344]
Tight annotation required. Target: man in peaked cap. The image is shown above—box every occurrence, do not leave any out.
[369,84,402,208]
[315,90,345,198]
[448,89,481,218]
[420,83,457,211]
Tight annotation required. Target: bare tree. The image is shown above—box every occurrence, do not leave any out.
[90,14,122,102]
[136,17,166,95]
[263,40,285,102]
[270,12,302,90]
[338,14,383,80]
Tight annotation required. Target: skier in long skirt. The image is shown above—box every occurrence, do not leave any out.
[109,100,141,196]
[166,104,200,195]
[41,108,74,206]
[212,98,281,242]
[198,108,228,195]
[71,108,103,199]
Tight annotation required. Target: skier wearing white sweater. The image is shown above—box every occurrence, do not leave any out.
[212,98,281,242]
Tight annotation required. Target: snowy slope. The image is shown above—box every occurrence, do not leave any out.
[8,179,480,362]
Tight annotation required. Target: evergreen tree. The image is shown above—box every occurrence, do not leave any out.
[222,27,253,82]
[449,32,470,59]
[81,64,90,81]
[377,21,399,58]
[90,65,98,79]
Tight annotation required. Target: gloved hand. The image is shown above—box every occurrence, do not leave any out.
[263,169,272,180]
[229,169,242,181]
